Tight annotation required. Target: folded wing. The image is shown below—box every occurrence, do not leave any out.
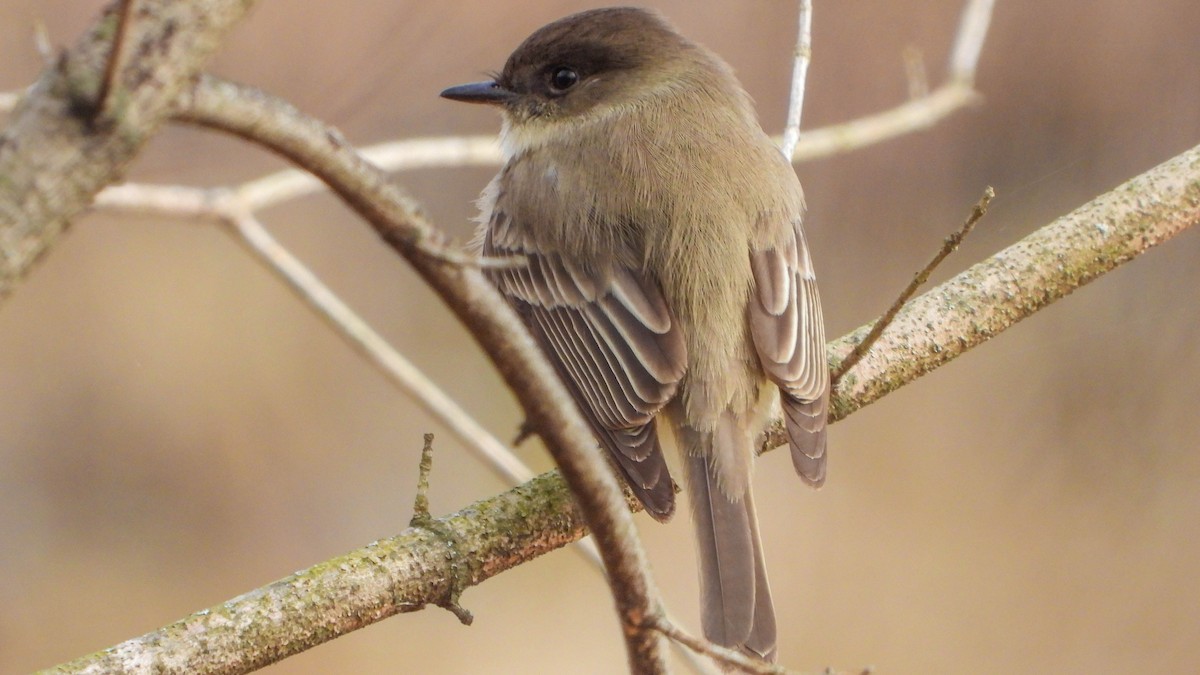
[484,209,688,519]
[748,219,830,485]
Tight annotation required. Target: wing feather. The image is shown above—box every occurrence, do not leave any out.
[484,207,687,519]
[749,220,830,485]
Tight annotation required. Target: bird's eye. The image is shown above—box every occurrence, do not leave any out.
[548,67,579,93]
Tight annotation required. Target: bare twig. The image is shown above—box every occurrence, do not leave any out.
[782,85,980,161]
[903,46,929,100]
[34,21,54,65]
[98,183,541,492]
[784,0,995,162]
[94,0,136,119]
[236,135,503,211]
[413,236,529,269]
[406,432,475,626]
[410,433,436,526]
[648,614,793,674]
[780,0,814,159]
[950,0,996,82]
[178,74,669,673]
[832,187,994,385]
[97,182,224,216]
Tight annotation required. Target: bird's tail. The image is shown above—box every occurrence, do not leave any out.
[681,414,777,663]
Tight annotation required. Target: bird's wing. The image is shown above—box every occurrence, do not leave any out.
[748,219,829,485]
[483,208,688,520]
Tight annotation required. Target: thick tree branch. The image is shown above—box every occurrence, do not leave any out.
[173,75,668,673]
[831,186,994,385]
[830,146,1200,414]
[49,138,1200,674]
[766,143,1200,447]
[0,0,259,301]
[46,471,585,675]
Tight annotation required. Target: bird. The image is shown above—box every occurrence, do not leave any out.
[440,6,829,662]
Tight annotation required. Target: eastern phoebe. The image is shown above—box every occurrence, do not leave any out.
[441,7,828,662]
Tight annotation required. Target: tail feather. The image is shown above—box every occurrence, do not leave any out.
[684,425,776,661]
[782,393,828,486]
[741,481,777,662]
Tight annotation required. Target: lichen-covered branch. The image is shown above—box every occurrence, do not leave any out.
[766,142,1200,447]
[45,472,585,675]
[0,0,260,301]
[831,187,994,385]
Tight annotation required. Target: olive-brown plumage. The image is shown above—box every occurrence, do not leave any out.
[442,7,829,661]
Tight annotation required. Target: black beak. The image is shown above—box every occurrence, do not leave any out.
[439,80,514,105]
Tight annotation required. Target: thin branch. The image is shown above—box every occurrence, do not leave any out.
[34,21,54,65]
[782,84,979,161]
[903,46,929,100]
[411,238,529,269]
[780,0,813,159]
[97,183,540,492]
[96,182,225,216]
[94,0,136,120]
[53,137,1200,675]
[176,74,669,673]
[237,135,503,211]
[950,0,996,82]
[219,209,531,484]
[407,433,474,626]
[783,0,994,162]
[647,614,793,674]
[832,187,993,385]
[409,433,436,527]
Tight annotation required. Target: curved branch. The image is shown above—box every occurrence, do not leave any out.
[783,83,980,162]
[49,140,1200,675]
[173,75,668,673]
[784,0,993,162]
[0,0,260,302]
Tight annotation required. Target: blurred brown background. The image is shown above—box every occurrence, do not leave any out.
[2,1,1198,673]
